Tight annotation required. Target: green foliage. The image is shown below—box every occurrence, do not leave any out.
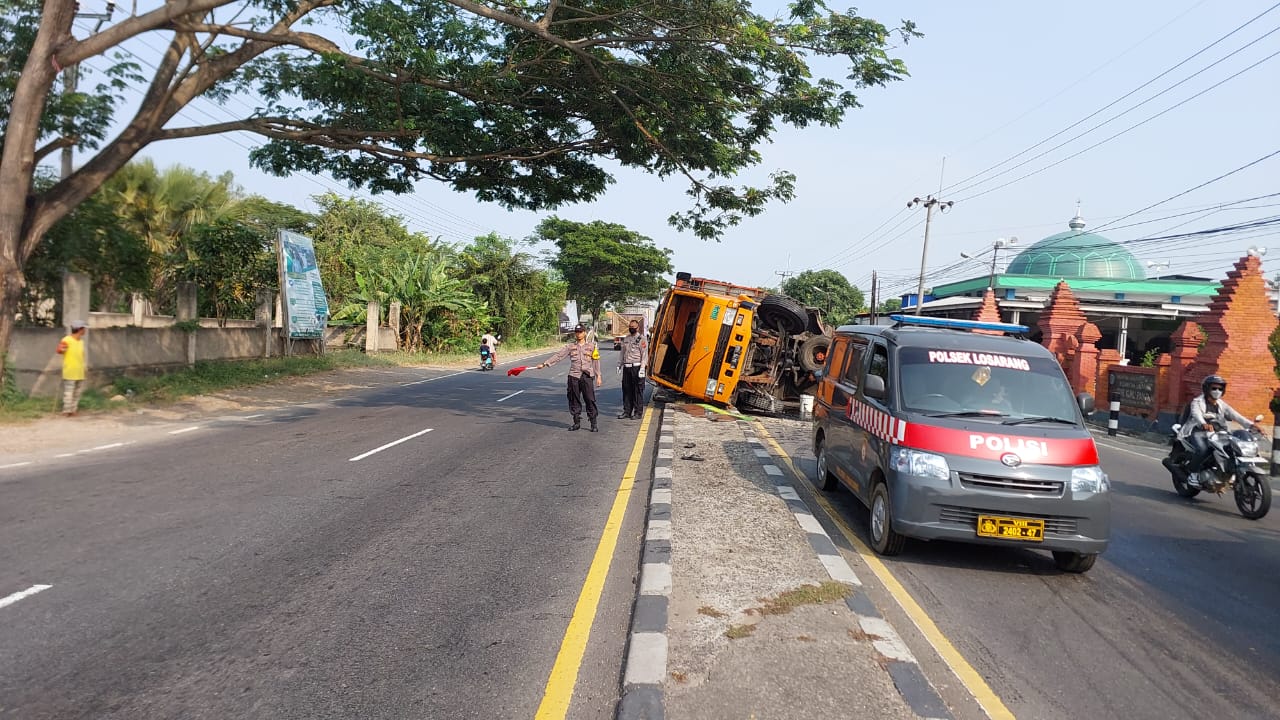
[1270,325,1280,380]
[333,247,490,352]
[173,319,202,334]
[458,233,564,341]
[1,0,142,155]
[535,217,673,322]
[230,195,316,237]
[780,269,865,326]
[175,219,276,322]
[308,193,437,304]
[878,298,902,314]
[24,177,152,320]
[1139,348,1159,368]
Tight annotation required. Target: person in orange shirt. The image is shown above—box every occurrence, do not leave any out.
[56,321,88,416]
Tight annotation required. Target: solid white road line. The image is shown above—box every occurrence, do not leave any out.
[0,584,52,610]
[497,390,525,402]
[349,428,434,462]
[169,426,201,435]
[0,462,33,470]
[244,414,264,419]
[89,442,126,451]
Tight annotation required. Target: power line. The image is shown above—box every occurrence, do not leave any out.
[938,2,1280,197]
[952,47,1280,203]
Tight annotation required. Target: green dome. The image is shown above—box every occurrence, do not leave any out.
[1005,214,1145,280]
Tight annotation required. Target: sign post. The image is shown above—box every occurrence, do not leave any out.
[276,230,330,355]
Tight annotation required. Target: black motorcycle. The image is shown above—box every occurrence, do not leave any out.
[479,345,494,371]
[1162,412,1272,520]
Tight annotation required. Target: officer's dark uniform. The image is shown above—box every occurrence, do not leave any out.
[540,325,603,431]
[617,326,648,419]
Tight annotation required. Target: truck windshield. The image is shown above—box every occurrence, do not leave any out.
[897,346,1079,424]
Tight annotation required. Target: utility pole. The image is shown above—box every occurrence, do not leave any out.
[61,3,117,179]
[869,271,878,324]
[908,158,953,316]
[907,195,954,315]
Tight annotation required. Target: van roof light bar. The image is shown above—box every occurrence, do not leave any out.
[887,314,1030,336]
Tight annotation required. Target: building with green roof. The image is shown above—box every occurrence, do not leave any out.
[895,212,1246,362]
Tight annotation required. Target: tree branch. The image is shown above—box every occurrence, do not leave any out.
[55,0,234,66]
[33,136,76,163]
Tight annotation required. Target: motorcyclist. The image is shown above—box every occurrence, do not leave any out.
[1177,374,1255,475]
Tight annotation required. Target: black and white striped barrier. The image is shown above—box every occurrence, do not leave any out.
[1272,411,1280,477]
[1107,400,1120,437]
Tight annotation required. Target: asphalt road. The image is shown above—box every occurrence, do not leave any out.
[777,426,1280,720]
[0,359,654,720]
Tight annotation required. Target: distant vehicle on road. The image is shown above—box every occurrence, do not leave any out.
[811,315,1109,573]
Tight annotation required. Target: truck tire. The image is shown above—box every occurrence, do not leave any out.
[798,335,832,373]
[757,295,807,335]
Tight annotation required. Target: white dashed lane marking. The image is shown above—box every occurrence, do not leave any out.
[348,428,434,462]
[0,584,52,610]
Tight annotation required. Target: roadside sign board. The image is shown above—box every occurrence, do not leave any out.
[277,230,330,339]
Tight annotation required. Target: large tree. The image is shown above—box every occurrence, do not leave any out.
[781,269,864,326]
[0,0,916,375]
[535,217,671,323]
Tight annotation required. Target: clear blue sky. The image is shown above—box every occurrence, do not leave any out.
[73,0,1280,298]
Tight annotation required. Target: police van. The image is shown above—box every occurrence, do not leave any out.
[811,315,1110,573]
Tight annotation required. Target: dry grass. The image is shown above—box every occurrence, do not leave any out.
[697,605,727,618]
[670,671,689,684]
[796,635,816,642]
[725,623,758,640]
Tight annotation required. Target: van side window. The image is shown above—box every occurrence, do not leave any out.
[842,338,867,387]
[867,343,889,403]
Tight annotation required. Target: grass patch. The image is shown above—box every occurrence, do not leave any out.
[107,350,397,403]
[0,339,565,425]
[758,581,851,616]
[725,623,757,640]
[697,606,727,618]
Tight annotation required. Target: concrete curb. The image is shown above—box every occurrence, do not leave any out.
[617,405,673,720]
[740,421,954,720]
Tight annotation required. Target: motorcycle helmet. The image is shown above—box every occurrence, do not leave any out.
[1201,374,1227,395]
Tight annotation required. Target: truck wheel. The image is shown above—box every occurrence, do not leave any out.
[869,482,905,556]
[798,335,832,373]
[757,295,807,335]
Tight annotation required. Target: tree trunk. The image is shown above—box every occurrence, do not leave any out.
[0,256,25,388]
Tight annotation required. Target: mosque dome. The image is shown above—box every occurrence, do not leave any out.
[1005,213,1145,280]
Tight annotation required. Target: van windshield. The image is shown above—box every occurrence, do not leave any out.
[897,346,1079,423]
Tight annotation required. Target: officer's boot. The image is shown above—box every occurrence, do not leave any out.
[589,417,599,432]
[568,416,581,431]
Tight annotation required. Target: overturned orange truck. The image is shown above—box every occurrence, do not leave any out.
[645,272,832,413]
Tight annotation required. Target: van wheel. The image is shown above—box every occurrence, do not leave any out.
[869,482,905,556]
[815,439,838,491]
[1052,551,1097,573]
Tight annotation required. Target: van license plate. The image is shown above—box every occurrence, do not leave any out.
[976,515,1044,542]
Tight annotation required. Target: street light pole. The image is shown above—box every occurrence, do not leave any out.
[988,236,1017,289]
[908,195,955,315]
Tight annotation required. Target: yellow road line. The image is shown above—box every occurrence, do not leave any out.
[755,423,1016,720]
[535,405,656,720]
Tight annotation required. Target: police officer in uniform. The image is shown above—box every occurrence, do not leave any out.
[617,320,648,419]
[538,324,603,431]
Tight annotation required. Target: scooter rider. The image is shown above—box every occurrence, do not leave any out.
[1178,374,1255,475]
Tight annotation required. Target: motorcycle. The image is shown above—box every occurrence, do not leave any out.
[1162,412,1272,520]
[479,345,494,371]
